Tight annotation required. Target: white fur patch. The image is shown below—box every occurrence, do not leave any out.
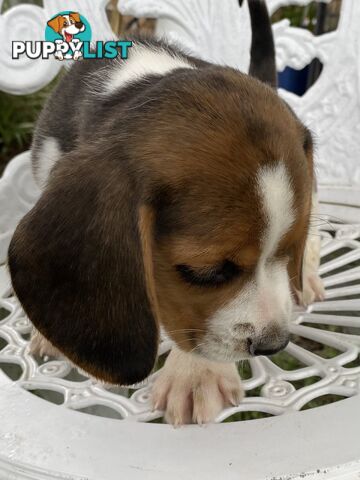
[257,163,295,260]
[34,136,61,188]
[203,259,292,362]
[203,163,295,362]
[105,44,195,93]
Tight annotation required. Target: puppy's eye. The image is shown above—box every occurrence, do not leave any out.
[63,22,68,26]
[176,260,241,287]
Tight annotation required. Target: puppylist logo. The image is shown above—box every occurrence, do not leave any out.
[12,11,132,61]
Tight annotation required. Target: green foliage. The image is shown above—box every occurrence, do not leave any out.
[0,1,59,174]
[272,4,318,31]
[0,78,59,174]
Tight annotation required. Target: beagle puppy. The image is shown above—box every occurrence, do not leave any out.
[8,0,324,424]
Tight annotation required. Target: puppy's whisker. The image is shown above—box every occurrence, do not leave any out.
[306,233,323,237]
[189,342,205,355]
[312,213,343,224]
[309,222,330,228]
[310,215,337,230]
[309,221,332,228]
[171,337,200,347]
[165,328,206,334]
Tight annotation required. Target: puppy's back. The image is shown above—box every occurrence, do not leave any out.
[31,38,199,187]
[31,0,277,187]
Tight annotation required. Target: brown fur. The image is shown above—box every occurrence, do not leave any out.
[131,68,312,350]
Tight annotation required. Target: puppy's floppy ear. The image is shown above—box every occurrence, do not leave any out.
[47,15,62,33]
[69,12,81,23]
[289,127,316,294]
[288,192,313,296]
[8,153,159,385]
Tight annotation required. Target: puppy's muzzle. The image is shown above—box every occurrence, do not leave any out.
[248,327,290,357]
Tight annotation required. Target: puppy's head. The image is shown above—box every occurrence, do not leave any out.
[8,67,313,384]
[132,67,313,362]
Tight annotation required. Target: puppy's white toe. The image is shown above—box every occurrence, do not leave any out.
[301,272,325,306]
[30,330,62,358]
[152,347,243,426]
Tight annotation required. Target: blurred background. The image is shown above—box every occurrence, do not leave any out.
[0,0,342,175]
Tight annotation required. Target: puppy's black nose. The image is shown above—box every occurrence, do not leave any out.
[248,336,290,357]
[75,22,83,28]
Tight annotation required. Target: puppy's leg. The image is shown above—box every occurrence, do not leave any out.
[29,329,62,358]
[152,347,243,426]
[299,192,325,306]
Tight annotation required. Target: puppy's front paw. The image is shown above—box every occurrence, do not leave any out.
[300,272,325,306]
[30,329,62,358]
[152,348,243,426]
[297,234,325,307]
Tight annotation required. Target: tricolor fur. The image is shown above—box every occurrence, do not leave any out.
[9,2,323,425]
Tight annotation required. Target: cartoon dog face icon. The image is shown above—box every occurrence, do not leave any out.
[47,12,86,61]
[47,12,85,43]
